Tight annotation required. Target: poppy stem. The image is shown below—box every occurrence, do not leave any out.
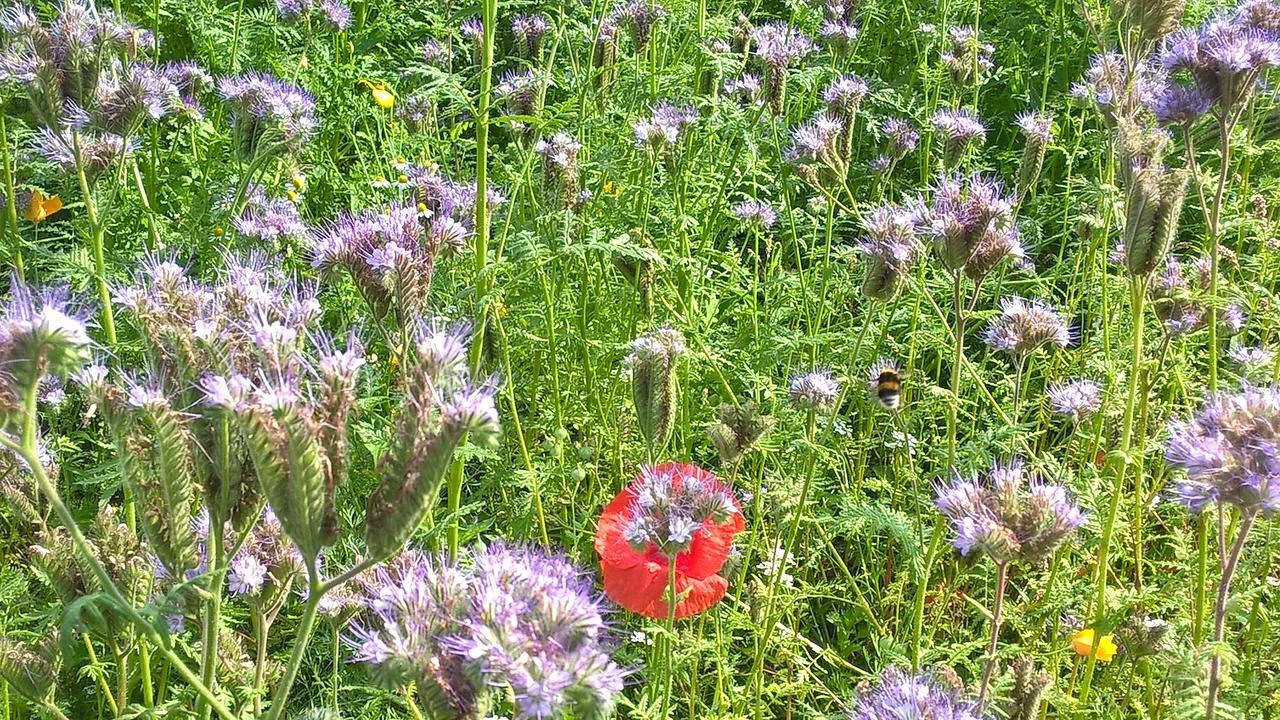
[661,558,678,718]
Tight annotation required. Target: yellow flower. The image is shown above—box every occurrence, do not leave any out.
[23,190,62,224]
[287,190,300,203]
[212,226,225,237]
[360,79,395,109]
[603,180,619,197]
[291,173,306,190]
[1072,629,1117,662]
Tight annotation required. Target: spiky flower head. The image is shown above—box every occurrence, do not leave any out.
[0,276,92,416]
[611,0,666,52]
[882,117,919,158]
[511,14,549,59]
[822,74,868,120]
[1165,385,1280,516]
[217,71,317,153]
[751,22,814,113]
[930,109,986,165]
[1047,379,1102,423]
[941,25,995,87]
[622,464,739,556]
[934,460,1086,565]
[983,296,1072,357]
[349,544,625,720]
[626,327,684,453]
[732,200,778,229]
[535,132,583,209]
[857,205,921,301]
[917,173,1016,277]
[707,401,773,465]
[1159,17,1280,112]
[633,101,696,149]
[789,369,840,413]
[234,184,306,241]
[847,666,986,720]
[1148,81,1213,125]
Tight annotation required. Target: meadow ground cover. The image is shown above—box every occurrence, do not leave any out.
[0,0,1278,718]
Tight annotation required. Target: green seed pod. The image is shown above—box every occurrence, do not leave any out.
[627,327,685,455]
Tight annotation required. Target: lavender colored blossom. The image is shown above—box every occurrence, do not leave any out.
[1160,17,1280,111]
[633,102,695,148]
[983,296,1072,356]
[751,22,814,113]
[234,185,306,241]
[34,126,134,174]
[857,204,920,300]
[848,667,985,720]
[882,117,919,157]
[1229,345,1274,371]
[935,460,1086,565]
[0,277,93,394]
[218,71,317,150]
[348,544,625,719]
[822,74,868,120]
[789,369,840,412]
[611,0,666,52]
[941,26,995,87]
[917,173,1017,276]
[535,132,582,207]
[319,0,351,29]
[1015,111,1053,145]
[511,14,549,59]
[732,200,778,229]
[1149,81,1213,125]
[1047,379,1102,423]
[623,465,737,555]
[931,108,986,163]
[1166,385,1280,516]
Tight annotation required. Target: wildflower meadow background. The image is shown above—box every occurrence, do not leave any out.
[1,0,1280,717]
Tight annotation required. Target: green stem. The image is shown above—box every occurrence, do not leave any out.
[261,564,323,720]
[976,563,1009,708]
[660,558,678,719]
[910,515,947,670]
[197,510,225,720]
[72,132,116,345]
[0,112,23,280]
[1206,510,1258,720]
[1079,277,1146,701]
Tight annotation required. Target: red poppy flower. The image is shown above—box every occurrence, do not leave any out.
[594,462,745,619]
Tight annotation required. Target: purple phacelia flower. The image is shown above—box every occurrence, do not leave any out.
[930,108,986,163]
[848,667,985,720]
[983,296,1072,356]
[789,369,840,413]
[935,460,1086,565]
[1047,379,1102,423]
[732,199,778,229]
[1166,385,1280,516]
[218,71,317,151]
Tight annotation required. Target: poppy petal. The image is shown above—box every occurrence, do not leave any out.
[600,556,668,618]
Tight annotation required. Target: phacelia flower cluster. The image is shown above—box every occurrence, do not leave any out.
[595,463,744,618]
[534,132,582,209]
[935,460,1086,566]
[858,205,921,301]
[1166,385,1280,516]
[275,0,352,30]
[917,174,1021,280]
[983,296,1072,357]
[633,101,697,149]
[790,369,841,413]
[941,25,995,87]
[848,667,986,720]
[349,543,625,720]
[218,71,318,154]
[930,108,986,165]
[1047,379,1103,423]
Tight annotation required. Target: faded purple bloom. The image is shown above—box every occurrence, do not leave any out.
[0,277,93,389]
[822,74,868,120]
[787,111,844,166]
[848,667,985,720]
[752,22,813,112]
[941,25,995,87]
[633,101,695,148]
[496,69,539,117]
[319,0,351,30]
[511,14,549,58]
[732,200,778,229]
[917,173,1016,276]
[930,108,986,163]
[218,71,317,150]
[983,296,1072,356]
[723,73,762,103]
[1229,345,1274,371]
[1166,385,1280,516]
[34,126,134,173]
[234,185,305,241]
[882,117,919,157]
[789,369,840,412]
[228,553,268,595]
[1047,379,1102,423]
[611,0,666,51]
[858,204,920,300]
[935,460,1086,565]
[1015,111,1053,145]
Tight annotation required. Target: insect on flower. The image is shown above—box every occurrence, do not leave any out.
[594,462,744,619]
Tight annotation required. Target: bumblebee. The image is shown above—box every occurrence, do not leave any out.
[869,360,902,410]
